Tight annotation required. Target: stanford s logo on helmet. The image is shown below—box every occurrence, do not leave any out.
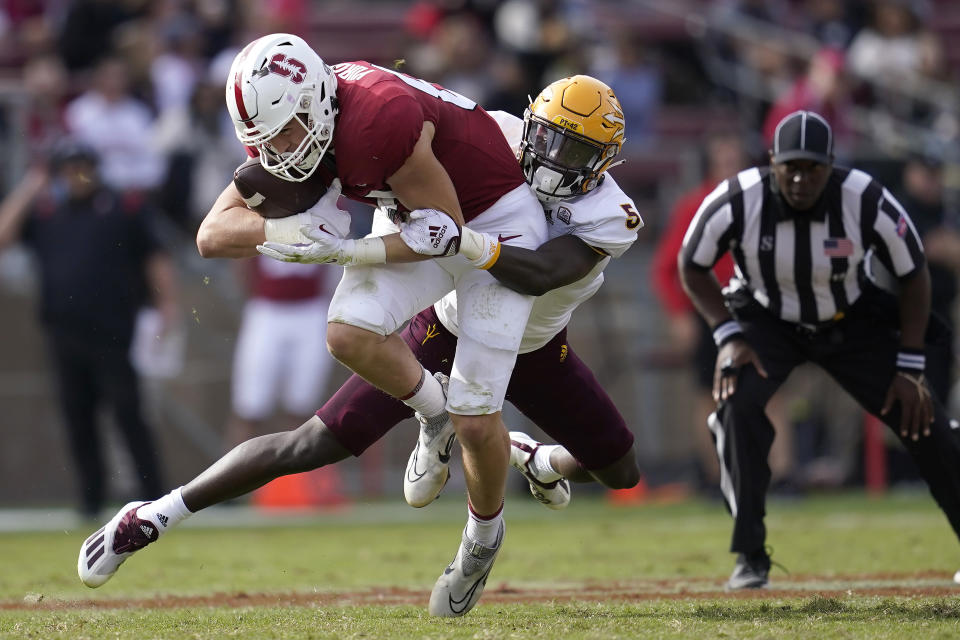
[268,54,307,84]
[520,75,625,202]
[226,33,338,182]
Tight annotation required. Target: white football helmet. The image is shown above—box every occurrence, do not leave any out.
[226,33,338,182]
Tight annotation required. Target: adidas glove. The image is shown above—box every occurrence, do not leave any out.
[398,208,461,257]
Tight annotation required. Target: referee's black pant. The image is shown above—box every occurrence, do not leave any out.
[713,285,960,555]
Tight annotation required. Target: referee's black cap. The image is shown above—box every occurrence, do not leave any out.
[771,110,833,165]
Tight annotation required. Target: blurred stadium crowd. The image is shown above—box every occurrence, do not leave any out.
[1,0,959,514]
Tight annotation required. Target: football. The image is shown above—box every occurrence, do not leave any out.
[232,158,328,219]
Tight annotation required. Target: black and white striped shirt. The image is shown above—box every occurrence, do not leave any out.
[681,166,925,324]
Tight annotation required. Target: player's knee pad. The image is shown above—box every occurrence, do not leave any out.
[327,268,390,336]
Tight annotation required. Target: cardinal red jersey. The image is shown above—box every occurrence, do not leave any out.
[321,62,525,222]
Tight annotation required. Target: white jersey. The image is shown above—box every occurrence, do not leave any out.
[433,111,643,353]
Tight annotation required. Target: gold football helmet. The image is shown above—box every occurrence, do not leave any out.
[520,75,625,202]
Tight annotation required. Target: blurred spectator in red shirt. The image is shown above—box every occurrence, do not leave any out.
[257,0,310,38]
[0,0,54,68]
[651,131,746,490]
[653,132,742,359]
[762,47,851,151]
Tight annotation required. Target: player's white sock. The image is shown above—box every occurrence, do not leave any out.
[402,367,446,419]
[532,445,563,482]
[466,500,504,546]
[136,487,192,536]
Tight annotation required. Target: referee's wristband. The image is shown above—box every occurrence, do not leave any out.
[712,320,744,348]
[896,348,925,374]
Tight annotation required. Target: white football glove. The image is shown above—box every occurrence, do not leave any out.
[263,178,351,245]
[398,208,462,257]
[258,225,387,266]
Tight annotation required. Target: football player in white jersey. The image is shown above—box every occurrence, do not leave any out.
[76,75,643,614]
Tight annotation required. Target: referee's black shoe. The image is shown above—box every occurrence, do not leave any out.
[725,548,771,591]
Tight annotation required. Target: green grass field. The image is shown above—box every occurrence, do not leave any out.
[2,490,959,638]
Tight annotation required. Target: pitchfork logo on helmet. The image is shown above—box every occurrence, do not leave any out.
[520,75,625,202]
[226,33,338,182]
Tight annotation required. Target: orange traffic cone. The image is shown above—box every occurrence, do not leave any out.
[252,467,348,511]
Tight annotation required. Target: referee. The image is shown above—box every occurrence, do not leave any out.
[679,110,959,590]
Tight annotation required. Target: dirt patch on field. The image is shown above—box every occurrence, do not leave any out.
[4,571,958,611]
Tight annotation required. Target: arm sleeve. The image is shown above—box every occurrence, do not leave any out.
[872,187,926,278]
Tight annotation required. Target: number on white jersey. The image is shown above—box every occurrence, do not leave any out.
[621,203,642,230]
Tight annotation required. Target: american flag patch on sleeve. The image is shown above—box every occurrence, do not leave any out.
[823,237,854,257]
[896,214,908,238]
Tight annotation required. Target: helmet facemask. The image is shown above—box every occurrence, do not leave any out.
[245,87,334,182]
[520,113,619,203]
[257,93,334,182]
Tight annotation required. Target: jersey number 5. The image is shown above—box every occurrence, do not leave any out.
[373,65,476,110]
[621,203,641,230]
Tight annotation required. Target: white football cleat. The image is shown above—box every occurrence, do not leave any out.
[429,521,505,617]
[509,431,571,510]
[403,373,456,507]
[78,501,158,588]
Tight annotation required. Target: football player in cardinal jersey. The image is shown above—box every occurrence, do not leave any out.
[78,61,639,617]
[209,34,549,617]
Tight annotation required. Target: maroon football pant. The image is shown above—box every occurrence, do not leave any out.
[317,306,634,470]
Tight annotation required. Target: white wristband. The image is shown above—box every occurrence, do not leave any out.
[263,214,307,244]
[459,226,501,269]
[340,237,386,266]
[712,320,744,347]
[896,349,925,373]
